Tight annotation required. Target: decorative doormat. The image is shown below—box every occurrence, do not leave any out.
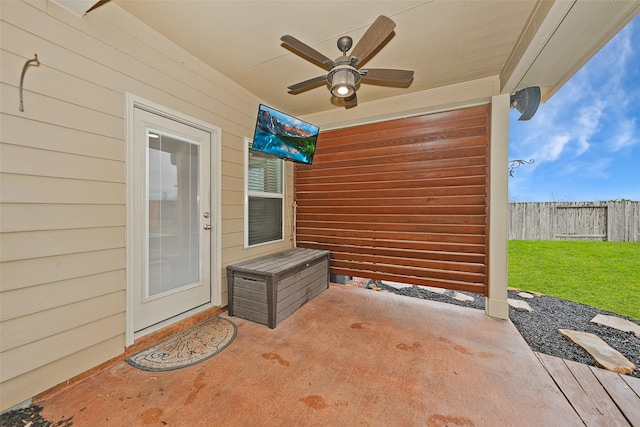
[126,316,237,371]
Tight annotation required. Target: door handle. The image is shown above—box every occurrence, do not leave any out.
[204,224,211,230]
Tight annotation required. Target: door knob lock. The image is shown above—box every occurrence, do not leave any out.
[204,224,211,230]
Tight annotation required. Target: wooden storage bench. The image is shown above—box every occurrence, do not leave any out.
[226,248,330,328]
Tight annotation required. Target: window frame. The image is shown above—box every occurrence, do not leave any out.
[244,137,285,248]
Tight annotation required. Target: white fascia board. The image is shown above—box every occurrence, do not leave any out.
[501,0,576,96]
[50,0,102,17]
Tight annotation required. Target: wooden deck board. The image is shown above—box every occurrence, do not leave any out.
[564,359,631,426]
[537,352,639,427]
[624,374,640,398]
[590,366,640,426]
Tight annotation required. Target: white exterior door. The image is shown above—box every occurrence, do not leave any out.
[132,107,212,332]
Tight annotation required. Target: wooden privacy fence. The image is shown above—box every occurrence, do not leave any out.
[508,201,640,242]
[295,105,490,295]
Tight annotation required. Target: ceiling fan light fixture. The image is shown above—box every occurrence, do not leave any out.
[336,85,350,96]
[329,68,356,98]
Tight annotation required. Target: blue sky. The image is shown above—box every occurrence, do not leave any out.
[508,15,640,202]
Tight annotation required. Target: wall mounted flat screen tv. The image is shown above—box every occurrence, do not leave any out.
[251,104,320,165]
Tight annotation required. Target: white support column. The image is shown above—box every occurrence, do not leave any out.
[485,93,510,319]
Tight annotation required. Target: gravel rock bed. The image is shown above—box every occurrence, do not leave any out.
[374,281,639,379]
[0,404,73,427]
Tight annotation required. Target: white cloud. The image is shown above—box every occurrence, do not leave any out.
[609,118,638,151]
[539,134,571,162]
[510,19,636,165]
[508,17,639,201]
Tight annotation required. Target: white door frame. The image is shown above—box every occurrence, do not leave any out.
[125,93,222,346]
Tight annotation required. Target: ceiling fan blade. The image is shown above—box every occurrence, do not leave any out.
[350,15,396,67]
[287,75,328,93]
[281,35,336,70]
[344,92,358,108]
[360,68,414,83]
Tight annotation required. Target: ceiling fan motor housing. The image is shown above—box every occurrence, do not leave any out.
[337,36,353,54]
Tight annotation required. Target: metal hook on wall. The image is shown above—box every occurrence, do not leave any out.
[19,54,40,112]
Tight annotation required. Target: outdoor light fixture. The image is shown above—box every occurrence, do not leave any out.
[510,86,541,121]
[328,65,360,98]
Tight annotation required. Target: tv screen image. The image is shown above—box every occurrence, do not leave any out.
[251,104,320,165]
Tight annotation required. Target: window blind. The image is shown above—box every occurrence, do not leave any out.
[247,141,284,246]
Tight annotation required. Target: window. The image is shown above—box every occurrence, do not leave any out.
[245,137,284,247]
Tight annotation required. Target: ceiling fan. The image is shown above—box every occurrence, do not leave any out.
[281,15,414,107]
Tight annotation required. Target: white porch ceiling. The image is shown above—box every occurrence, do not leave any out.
[113,0,640,120]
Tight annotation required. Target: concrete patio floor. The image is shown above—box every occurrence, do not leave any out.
[37,285,583,426]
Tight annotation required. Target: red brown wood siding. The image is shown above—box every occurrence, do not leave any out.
[295,105,490,295]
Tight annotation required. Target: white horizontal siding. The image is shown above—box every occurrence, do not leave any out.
[1,84,124,138]
[1,115,125,161]
[1,144,124,182]
[0,204,126,233]
[0,335,123,408]
[0,227,125,262]
[0,0,293,411]
[1,49,124,116]
[1,270,125,321]
[1,313,125,383]
[1,173,125,204]
[0,249,125,292]
[1,291,124,352]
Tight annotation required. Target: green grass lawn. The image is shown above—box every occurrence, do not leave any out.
[508,240,640,321]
